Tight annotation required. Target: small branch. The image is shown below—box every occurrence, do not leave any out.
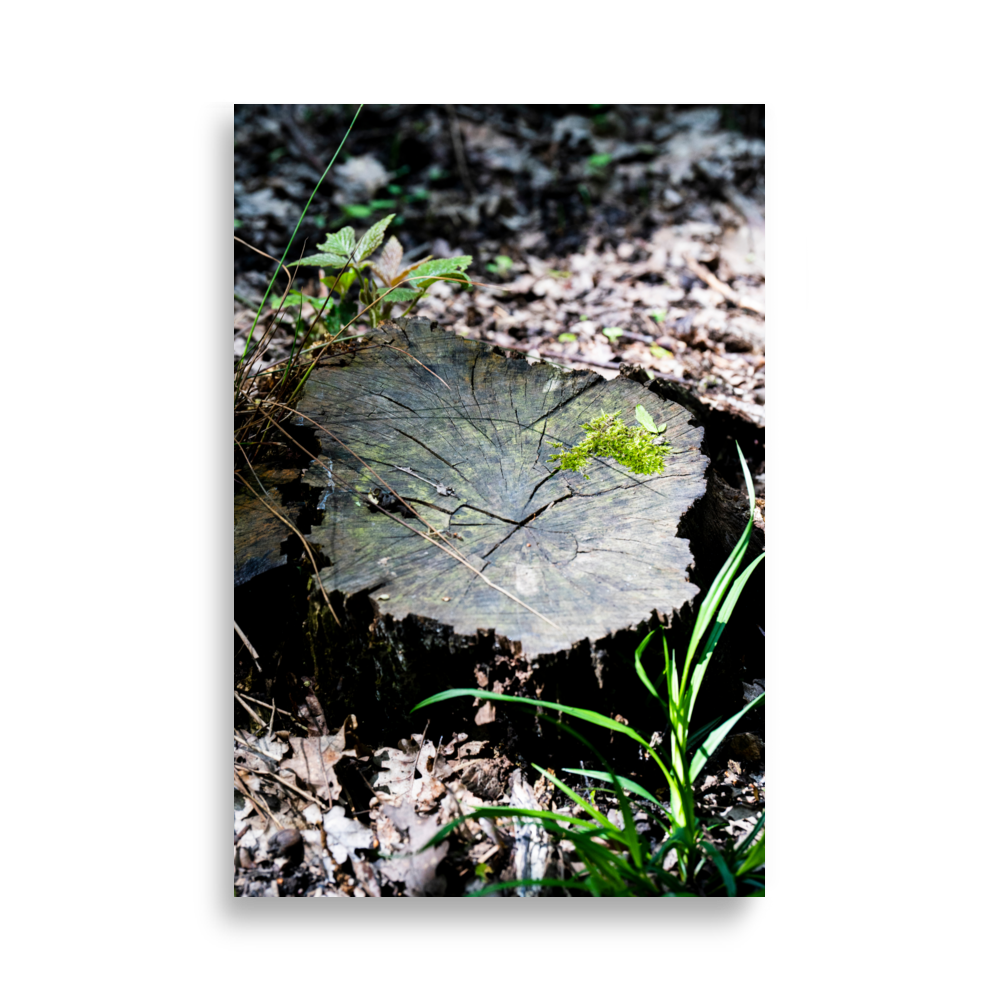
[683,255,764,316]
[446,104,477,198]
[234,621,261,672]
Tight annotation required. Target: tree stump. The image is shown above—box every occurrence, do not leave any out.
[293,318,710,721]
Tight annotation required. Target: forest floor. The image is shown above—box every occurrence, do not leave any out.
[234,104,765,896]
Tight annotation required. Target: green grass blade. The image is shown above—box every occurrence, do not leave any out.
[532,764,619,832]
[687,552,766,715]
[689,691,764,781]
[687,716,723,751]
[683,443,756,676]
[735,831,765,876]
[562,769,661,806]
[634,636,669,712]
[603,768,644,868]
[419,806,602,851]
[700,840,737,896]
[411,689,668,772]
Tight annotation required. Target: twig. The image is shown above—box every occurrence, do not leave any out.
[683,255,764,316]
[236,692,300,720]
[234,768,281,828]
[408,719,431,799]
[235,690,268,729]
[240,762,328,810]
[446,104,477,198]
[233,734,283,762]
[234,621,261,672]
[392,465,458,497]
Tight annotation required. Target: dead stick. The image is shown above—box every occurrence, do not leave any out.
[684,255,764,316]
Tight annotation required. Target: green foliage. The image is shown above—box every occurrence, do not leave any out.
[557,332,577,343]
[413,444,765,896]
[547,405,671,479]
[602,326,623,343]
[267,289,354,341]
[288,213,473,332]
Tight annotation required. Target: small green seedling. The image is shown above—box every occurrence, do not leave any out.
[602,326,624,343]
[485,255,514,278]
[548,404,671,479]
[557,332,577,343]
[649,345,672,359]
[289,213,472,329]
[633,403,668,436]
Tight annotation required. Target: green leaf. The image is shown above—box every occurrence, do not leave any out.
[413,274,471,292]
[405,255,473,280]
[316,226,357,256]
[288,252,350,268]
[689,691,764,780]
[271,290,328,311]
[320,270,357,295]
[380,286,420,302]
[343,204,374,219]
[602,326,623,342]
[355,214,395,261]
[558,333,577,343]
[649,345,672,359]
[634,404,658,433]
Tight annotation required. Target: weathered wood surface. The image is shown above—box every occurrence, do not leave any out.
[234,465,304,586]
[296,318,709,661]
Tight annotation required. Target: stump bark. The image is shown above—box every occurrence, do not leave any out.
[292,318,710,718]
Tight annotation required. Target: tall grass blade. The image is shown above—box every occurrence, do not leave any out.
[689,691,764,780]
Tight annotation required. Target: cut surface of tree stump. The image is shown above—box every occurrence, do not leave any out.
[297,318,709,660]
